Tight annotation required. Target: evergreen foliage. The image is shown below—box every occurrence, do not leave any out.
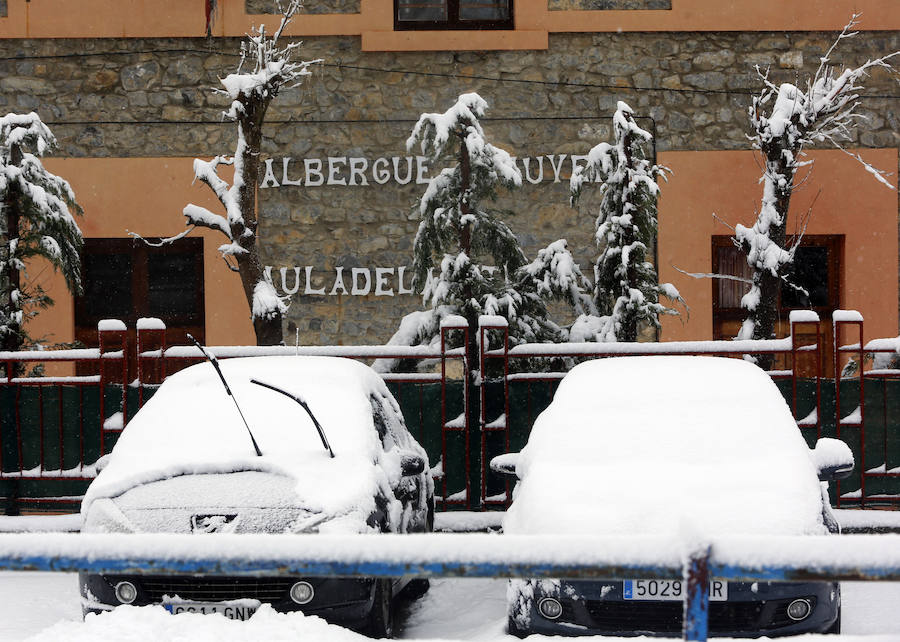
[570,101,682,342]
[0,112,83,354]
[381,93,591,369]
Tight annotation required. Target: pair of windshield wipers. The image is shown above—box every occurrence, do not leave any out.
[188,335,335,459]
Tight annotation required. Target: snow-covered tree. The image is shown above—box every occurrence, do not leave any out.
[135,1,319,345]
[384,92,594,506]
[0,112,83,356]
[570,101,682,342]
[730,16,898,360]
[382,93,591,367]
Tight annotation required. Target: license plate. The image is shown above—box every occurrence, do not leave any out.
[164,602,258,620]
[623,579,728,601]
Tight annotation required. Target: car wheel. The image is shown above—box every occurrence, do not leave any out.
[400,578,430,600]
[365,578,394,639]
[507,615,529,639]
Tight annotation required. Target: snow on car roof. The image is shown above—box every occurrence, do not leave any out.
[504,356,826,538]
[83,356,403,521]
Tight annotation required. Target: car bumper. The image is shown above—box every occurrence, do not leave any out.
[509,579,840,637]
[79,573,376,627]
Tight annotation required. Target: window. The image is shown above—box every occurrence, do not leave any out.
[74,237,205,347]
[395,0,513,30]
[711,235,842,341]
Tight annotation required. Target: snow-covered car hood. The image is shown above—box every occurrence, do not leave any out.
[82,356,421,532]
[504,356,828,538]
[83,471,367,534]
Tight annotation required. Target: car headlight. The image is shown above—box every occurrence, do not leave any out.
[114,581,138,604]
[82,498,137,534]
[290,581,315,604]
[538,597,563,620]
[787,598,812,621]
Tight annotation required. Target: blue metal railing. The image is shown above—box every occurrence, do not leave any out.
[2,532,900,640]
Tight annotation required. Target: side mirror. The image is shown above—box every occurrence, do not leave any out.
[400,452,425,477]
[490,453,520,478]
[812,438,854,482]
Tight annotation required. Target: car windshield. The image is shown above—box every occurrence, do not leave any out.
[83,356,391,518]
[504,356,826,538]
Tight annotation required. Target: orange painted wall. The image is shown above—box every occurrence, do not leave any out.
[2,0,899,50]
[657,148,899,343]
[23,151,898,350]
[27,158,257,348]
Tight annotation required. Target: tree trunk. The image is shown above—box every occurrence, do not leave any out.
[3,143,23,362]
[235,98,284,346]
[458,136,481,509]
[744,133,794,370]
[621,129,638,342]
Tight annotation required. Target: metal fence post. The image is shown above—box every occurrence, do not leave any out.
[683,546,711,641]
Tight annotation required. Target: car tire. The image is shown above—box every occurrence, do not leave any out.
[400,578,430,600]
[507,615,527,639]
[365,578,394,639]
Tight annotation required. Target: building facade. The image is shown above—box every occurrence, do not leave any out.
[2,0,899,352]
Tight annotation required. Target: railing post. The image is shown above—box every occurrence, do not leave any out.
[832,310,865,508]
[98,319,127,456]
[136,317,167,408]
[439,316,469,509]
[789,310,822,439]
[478,315,509,507]
[683,546,711,641]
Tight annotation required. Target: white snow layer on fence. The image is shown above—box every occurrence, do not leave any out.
[2,532,900,578]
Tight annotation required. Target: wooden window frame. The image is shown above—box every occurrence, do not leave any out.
[75,237,205,335]
[394,0,514,31]
[711,235,843,337]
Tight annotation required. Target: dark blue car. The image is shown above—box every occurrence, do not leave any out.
[492,357,851,637]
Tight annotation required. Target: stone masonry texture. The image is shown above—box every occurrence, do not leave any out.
[246,0,360,14]
[0,31,897,344]
[549,1,671,10]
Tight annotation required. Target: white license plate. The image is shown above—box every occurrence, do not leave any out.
[164,602,257,620]
[623,579,728,601]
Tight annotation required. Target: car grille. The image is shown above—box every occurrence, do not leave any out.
[137,577,294,603]
[581,597,814,633]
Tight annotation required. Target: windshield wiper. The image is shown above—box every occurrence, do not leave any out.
[187,334,263,457]
[250,378,335,458]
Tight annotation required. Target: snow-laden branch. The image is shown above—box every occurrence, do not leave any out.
[731,14,900,346]
[570,101,681,342]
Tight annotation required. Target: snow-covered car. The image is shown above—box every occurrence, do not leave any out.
[79,355,433,638]
[492,356,852,638]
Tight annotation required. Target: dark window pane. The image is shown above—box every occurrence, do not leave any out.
[81,252,132,321]
[715,244,751,309]
[147,252,202,322]
[782,246,829,309]
[460,0,509,20]
[397,0,447,21]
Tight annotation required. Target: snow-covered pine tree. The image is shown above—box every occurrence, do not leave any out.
[0,112,83,358]
[391,92,594,506]
[732,15,898,362]
[381,93,590,369]
[570,101,682,342]
[134,0,319,345]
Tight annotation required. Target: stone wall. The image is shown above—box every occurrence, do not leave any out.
[0,30,897,344]
[549,1,671,9]
[246,0,360,14]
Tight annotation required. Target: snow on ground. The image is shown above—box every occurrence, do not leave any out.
[2,572,898,641]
